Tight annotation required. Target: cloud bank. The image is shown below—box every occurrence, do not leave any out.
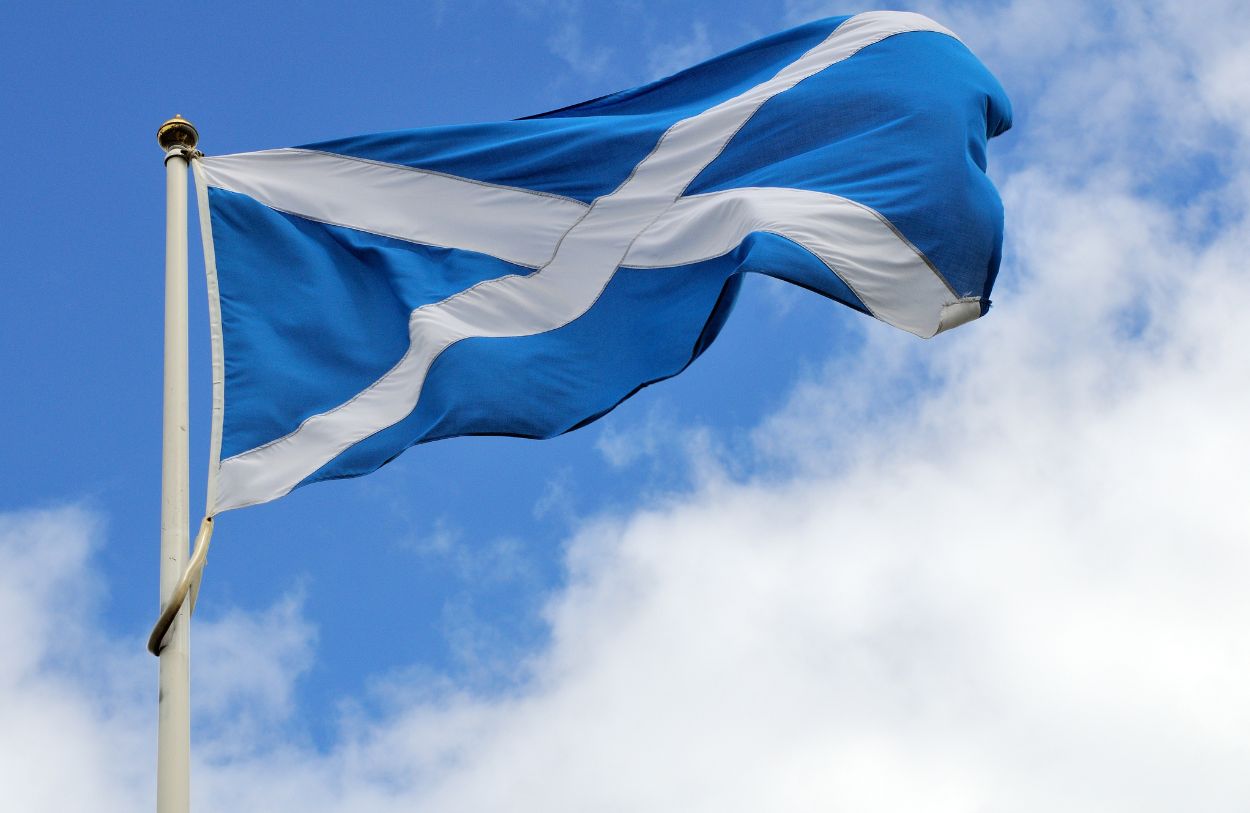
[4,1,1248,810]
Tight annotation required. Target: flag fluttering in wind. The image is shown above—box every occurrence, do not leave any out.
[193,10,1012,514]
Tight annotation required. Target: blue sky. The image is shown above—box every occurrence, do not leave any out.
[3,1,1249,810]
[2,0,856,719]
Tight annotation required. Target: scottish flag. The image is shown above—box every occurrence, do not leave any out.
[194,11,1012,513]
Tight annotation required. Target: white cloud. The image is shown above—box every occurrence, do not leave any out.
[401,518,536,587]
[532,467,576,522]
[595,400,721,477]
[0,507,149,813]
[646,20,715,78]
[193,592,316,756]
[546,19,613,78]
[5,2,1250,810]
[0,507,317,811]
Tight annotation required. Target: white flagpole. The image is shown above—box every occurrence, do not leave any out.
[156,115,198,813]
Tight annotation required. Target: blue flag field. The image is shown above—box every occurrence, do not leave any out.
[194,10,1012,513]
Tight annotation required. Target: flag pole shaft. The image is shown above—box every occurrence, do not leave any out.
[156,116,199,813]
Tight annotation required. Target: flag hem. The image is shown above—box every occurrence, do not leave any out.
[192,159,225,516]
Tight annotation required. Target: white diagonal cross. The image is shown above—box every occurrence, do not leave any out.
[195,11,978,513]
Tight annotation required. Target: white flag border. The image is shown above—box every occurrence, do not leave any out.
[192,159,226,516]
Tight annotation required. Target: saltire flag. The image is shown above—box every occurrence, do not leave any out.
[193,10,1012,514]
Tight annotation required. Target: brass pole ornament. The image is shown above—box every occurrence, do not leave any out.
[157,115,199,160]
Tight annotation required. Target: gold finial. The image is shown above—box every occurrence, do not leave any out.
[157,115,199,152]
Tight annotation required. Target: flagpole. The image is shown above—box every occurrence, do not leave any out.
[156,115,198,813]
